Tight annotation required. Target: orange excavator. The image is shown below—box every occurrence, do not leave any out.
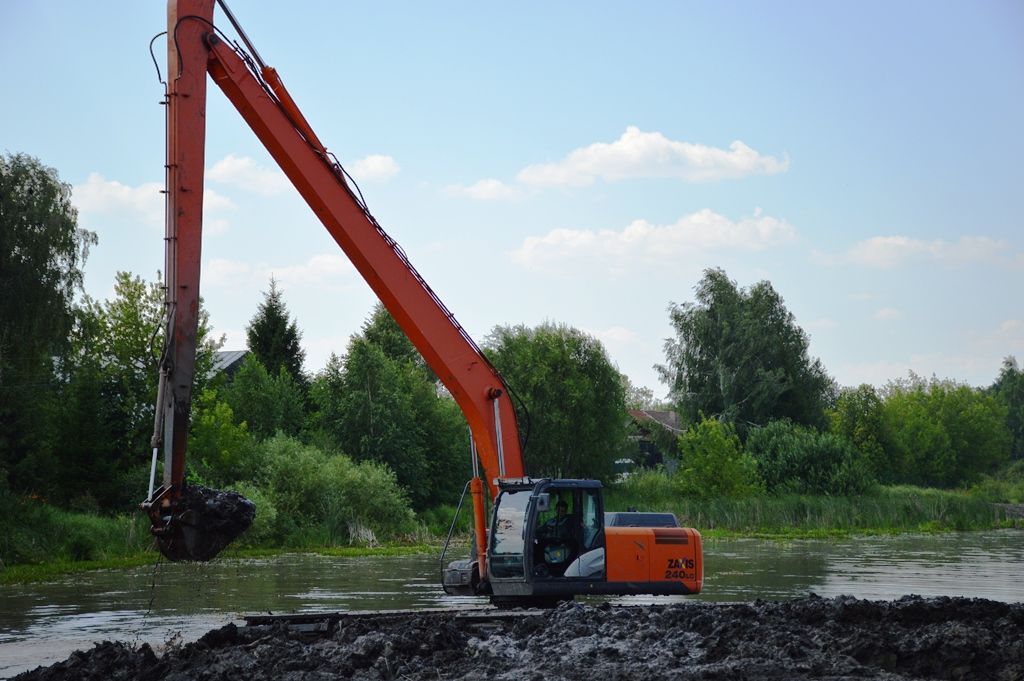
[143,0,702,605]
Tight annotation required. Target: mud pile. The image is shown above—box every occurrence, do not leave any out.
[15,595,1023,680]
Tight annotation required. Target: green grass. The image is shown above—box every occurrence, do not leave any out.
[0,553,159,586]
[0,490,444,584]
[6,471,1022,583]
[0,496,153,567]
[966,460,1024,504]
[416,503,473,537]
[605,478,1018,538]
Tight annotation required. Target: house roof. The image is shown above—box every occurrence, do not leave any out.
[627,409,683,434]
[210,349,249,377]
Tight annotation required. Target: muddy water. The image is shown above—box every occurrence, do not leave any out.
[2,530,1022,678]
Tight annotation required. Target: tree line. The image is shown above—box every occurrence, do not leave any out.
[0,154,627,545]
[652,267,1022,498]
[2,153,1022,547]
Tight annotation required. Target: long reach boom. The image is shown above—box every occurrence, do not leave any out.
[144,2,704,607]
[144,0,521,570]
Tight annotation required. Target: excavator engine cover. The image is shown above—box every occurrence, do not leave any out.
[153,484,255,562]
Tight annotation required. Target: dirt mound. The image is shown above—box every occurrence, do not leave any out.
[15,595,1024,680]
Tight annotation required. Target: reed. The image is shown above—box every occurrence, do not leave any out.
[604,481,1011,537]
[0,495,151,567]
[5,467,1019,583]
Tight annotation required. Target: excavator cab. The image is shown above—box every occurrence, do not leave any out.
[528,485,604,579]
[484,479,703,605]
[488,480,604,587]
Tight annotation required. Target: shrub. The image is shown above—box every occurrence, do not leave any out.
[244,434,415,545]
[831,384,895,482]
[229,482,281,546]
[674,418,761,498]
[0,487,152,567]
[417,504,473,537]
[188,390,256,486]
[967,460,1024,504]
[318,455,416,543]
[746,420,875,495]
[612,467,678,509]
[882,376,1010,487]
[258,435,330,522]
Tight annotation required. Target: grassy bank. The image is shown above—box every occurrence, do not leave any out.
[0,495,153,567]
[606,476,1022,538]
[4,479,1022,585]
[0,553,160,585]
[0,492,442,585]
[0,496,156,585]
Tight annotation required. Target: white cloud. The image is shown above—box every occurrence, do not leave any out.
[844,235,1011,269]
[273,253,359,288]
[873,307,902,321]
[204,253,358,293]
[207,154,290,195]
[72,173,234,230]
[515,126,789,187]
[445,178,523,201]
[998,319,1024,341]
[72,173,164,227]
[512,208,795,271]
[349,154,400,182]
[203,191,235,212]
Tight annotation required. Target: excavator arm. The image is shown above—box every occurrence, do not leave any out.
[145,0,523,569]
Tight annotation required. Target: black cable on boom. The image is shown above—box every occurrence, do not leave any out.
[215,0,267,71]
[167,1,532,455]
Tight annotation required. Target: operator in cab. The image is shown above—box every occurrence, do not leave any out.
[541,499,572,540]
[536,497,575,574]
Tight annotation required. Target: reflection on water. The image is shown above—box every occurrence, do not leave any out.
[699,531,1024,602]
[1,530,1022,678]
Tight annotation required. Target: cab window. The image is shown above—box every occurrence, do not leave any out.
[489,490,530,578]
[581,489,602,550]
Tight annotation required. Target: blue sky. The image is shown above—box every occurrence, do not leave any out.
[2,1,1022,395]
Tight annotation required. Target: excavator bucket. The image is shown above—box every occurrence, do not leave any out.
[150,485,255,562]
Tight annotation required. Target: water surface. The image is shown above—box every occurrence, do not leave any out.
[2,530,1022,678]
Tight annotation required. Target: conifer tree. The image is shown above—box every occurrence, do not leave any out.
[246,277,307,390]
